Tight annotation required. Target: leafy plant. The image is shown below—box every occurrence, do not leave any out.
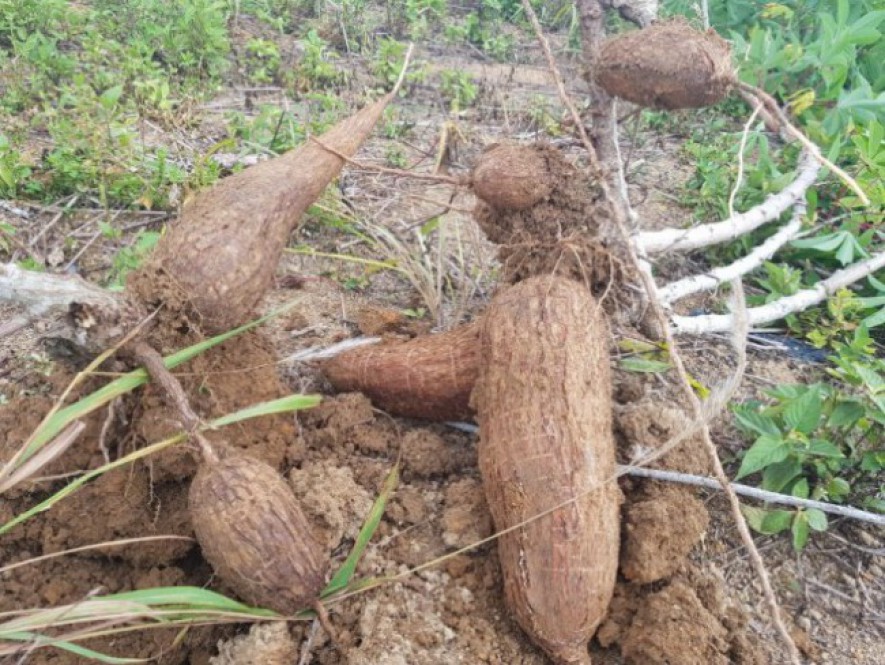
[244,38,281,84]
[733,324,885,548]
[439,69,478,112]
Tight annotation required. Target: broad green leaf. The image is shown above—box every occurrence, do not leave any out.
[792,513,810,550]
[826,477,851,498]
[791,477,809,499]
[760,509,793,534]
[784,389,822,434]
[828,400,865,427]
[740,505,768,532]
[806,509,828,532]
[99,84,124,109]
[761,459,802,493]
[736,435,790,479]
[733,407,780,437]
[807,439,845,458]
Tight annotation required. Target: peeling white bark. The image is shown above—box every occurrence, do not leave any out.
[637,149,819,254]
[658,203,805,304]
[671,250,885,334]
[0,263,121,316]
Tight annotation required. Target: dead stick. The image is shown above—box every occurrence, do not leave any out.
[309,137,463,185]
[131,341,219,465]
[737,81,869,206]
[522,4,802,662]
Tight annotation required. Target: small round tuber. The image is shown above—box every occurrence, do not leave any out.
[471,144,554,211]
[189,453,328,614]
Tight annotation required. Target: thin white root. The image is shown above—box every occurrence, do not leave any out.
[658,202,805,304]
[672,249,885,334]
[637,149,819,253]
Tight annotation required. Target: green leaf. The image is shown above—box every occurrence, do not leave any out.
[760,509,794,534]
[791,477,809,499]
[733,406,780,436]
[322,463,399,599]
[740,504,768,532]
[784,389,822,434]
[761,459,802,493]
[828,400,865,427]
[0,631,145,664]
[736,435,790,479]
[17,304,298,470]
[99,84,124,109]
[826,477,851,498]
[0,394,320,536]
[618,357,671,373]
[806,439,845,458]
[806,509,828,532]
[792,513,810,550]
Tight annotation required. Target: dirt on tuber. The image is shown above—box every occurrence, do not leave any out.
[471,275,620,665]
[189,451,329,614]
[594,19,734,110]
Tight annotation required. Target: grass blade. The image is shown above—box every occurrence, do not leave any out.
[322,463,398,598]
[0,394,321,535]
[1,631,145,664]
[17,303,298,469]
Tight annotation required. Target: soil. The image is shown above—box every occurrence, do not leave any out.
[1,15,883,665]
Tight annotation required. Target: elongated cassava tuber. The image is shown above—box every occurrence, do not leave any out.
[471,275,620,665]
[189,453,329,614]
[322,323,480,421]
[130,93,395,333]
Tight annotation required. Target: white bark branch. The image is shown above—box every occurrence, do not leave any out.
[621,466,885,527]
[658,202,805,304]
[637,149,819,254]
[0,262,121,316]
[671,250,885,334]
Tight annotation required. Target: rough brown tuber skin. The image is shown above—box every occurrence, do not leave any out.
[189,454,328,614]
[471,275,620,665]
[129,93,394,333]
[322,323,480,421]
[594,19,734,110]
[471,143,554,211]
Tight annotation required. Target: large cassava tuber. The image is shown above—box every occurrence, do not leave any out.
[472,275,620,665]
[594,19,734,110]
[189,453,328,613]
[322,323,480,421]
[129,93,394,333]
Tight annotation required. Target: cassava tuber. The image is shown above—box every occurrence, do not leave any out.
[189,453,328,614]
[471,275,620,665]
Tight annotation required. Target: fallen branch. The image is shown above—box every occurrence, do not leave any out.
[658,203,804,304]
[637,148,819,253]
[621,466,885,527]
[671,249,885,334]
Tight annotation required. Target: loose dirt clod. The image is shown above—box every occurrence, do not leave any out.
[472,275,620,665]
[594,19,735,110]
[189,452,329,614]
